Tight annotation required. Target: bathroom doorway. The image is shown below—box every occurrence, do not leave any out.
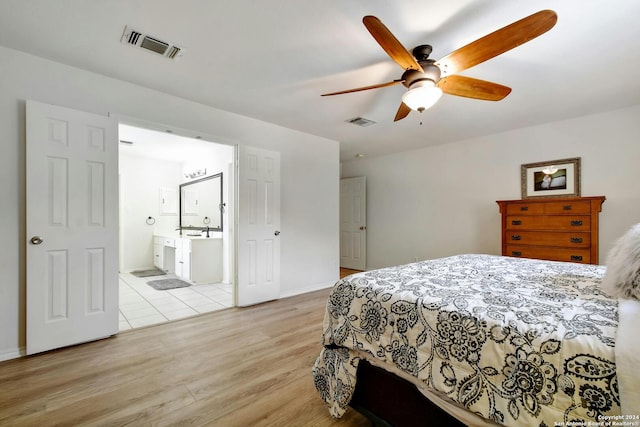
[117,123,235,330]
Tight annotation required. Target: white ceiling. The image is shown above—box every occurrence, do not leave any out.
[1,0,639,162]
[118,124,227,163]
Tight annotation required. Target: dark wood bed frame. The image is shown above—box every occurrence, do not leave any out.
[350,360,468,427]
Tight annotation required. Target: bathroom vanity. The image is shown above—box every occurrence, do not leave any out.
[154,235,222,283]
[152,171,225,284]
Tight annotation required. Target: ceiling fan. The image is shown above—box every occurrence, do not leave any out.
[322,10,558,121]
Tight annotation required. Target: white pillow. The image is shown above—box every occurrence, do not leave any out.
[601,223,640,300]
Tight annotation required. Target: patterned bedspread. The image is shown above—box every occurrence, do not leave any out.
[313,254,620,426]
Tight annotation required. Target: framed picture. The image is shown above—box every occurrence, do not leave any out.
[521,157,581,199]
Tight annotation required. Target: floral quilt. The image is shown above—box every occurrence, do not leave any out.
[312,254,620,426]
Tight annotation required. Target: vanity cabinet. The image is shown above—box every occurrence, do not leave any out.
[174,238,191,281]
[189,238,222,283]
[153,235,222,283]
[153,243,164,270]
[153,236,175,271]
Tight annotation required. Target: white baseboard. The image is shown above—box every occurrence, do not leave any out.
[0,346,25,362]
[279,281,336,299]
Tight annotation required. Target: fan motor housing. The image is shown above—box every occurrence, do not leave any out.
[402,59,441,89]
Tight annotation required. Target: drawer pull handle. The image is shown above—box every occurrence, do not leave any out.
[571,255,583,261]
[571,220,583,226]
[512,220,522,225]
[563,205,572,210]
[511,235,522,241]
[511,251,522,257]
[520,206,529,211]
[570,237,583,243]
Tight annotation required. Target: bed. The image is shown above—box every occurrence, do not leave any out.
[312,254,640,426]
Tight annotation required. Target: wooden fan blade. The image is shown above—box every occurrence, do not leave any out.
[394,102,411,122]
[436,10,557,76]
[321,80,402,96]
[363,16,424,72]
[437,75,511,101]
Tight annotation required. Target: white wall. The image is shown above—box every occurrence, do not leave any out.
[0,46,340,361]
[341,105,640,270]
[119,154,183,271]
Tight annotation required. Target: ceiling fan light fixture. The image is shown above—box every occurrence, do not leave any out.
[402,81,443,112]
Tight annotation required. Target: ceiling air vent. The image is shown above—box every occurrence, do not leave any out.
[121,26,184,60]
[346,117,376,127]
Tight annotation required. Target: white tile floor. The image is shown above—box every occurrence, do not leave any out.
[119,272,233,331]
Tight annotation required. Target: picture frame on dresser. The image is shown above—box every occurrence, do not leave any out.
[521,157,581,199]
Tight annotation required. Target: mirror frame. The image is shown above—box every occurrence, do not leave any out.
[179,172,223,232]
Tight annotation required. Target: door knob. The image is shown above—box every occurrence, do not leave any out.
[30,236,43,245]
[274,230,281,236]
[359,226,367,230]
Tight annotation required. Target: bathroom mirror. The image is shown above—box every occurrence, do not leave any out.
[179,172,223,232]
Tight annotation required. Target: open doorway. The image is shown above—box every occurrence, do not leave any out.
[117,124,235,330]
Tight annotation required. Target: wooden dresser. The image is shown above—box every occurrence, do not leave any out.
[496,196,605,264]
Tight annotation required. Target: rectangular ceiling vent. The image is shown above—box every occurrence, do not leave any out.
[346,117,376,127]
[121,26,184,60]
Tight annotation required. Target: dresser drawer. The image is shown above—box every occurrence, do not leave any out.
[505,200,592,215]
[543,200,591,214]
[506,231,590,247]
[506,245,591,264]
[506,215,590,231]
[505,203,546,215]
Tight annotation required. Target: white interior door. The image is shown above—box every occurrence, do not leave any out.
[26,100,119,355]
[340,176,366,270]
[237,146,281,306]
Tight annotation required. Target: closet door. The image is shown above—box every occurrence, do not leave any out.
[26,100,119,355]
[340,176,366,270]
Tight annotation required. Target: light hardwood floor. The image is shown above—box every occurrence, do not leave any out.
[339,268,362,279]
[0,289,369,426]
